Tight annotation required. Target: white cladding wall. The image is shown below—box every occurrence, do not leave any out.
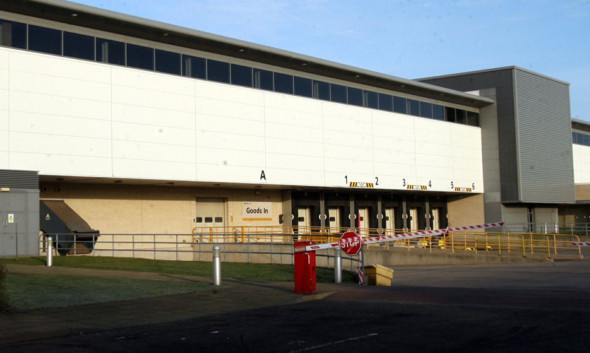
[0,48,484,192]
[573,144,590,184]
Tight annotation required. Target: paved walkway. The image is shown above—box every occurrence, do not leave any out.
[0,264,344,345]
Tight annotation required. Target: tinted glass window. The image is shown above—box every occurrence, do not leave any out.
[419,102,432,118]
[29,25,61,55]
[393,96,407,114]
[445,107,456,122]
[208,60,230,83]
[274,72,293,94]
[313,80,330,100]
[433,104,445,120]
[231,64,252,87]
[254,68,273,90]
[127,43,154,70]
[294,77,312,97]
[331,84,347,103]
[467,111,480,126]
[155,49,180,75]
[96,38,125,65]
[408,99,420,116]
[347,87,363,106]
[364,91,378,108]
[63,32,94,60]
[378,93,393,111]
[456,109,467,124]
[182,55,206,79]
[0,20,26,49]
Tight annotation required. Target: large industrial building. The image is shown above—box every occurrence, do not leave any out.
[1,0,588,256]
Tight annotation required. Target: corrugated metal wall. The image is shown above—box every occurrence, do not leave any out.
[0,169,39,189]
[0,170,40,257]
[514,69,574,203]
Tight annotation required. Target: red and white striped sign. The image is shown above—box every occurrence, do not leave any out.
[303,221,505,252]
[572,242,590,246]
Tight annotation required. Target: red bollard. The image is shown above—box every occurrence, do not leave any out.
[294,241,317,294]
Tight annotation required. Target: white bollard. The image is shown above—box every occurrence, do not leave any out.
[47,236,53,267]
[334,248,342,284]
[213,245,221,286]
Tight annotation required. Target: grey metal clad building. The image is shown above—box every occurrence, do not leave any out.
[420,67,574,231]
[0,169,40,257]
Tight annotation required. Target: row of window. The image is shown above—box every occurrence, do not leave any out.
[573,132,590,146]
[0,19,479,126]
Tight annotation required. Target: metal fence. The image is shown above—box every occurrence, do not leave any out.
[40,226,584,264]
[367,231,583,258]
[504,223,590,240]
[39,232,362,271]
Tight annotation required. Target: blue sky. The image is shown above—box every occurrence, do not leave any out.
[74,0,589,122]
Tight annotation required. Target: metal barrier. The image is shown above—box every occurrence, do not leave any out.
[40,227,583,264]
[366,231,583,259]
[39,232,361,271]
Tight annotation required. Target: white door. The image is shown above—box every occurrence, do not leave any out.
[385,208,395,233]
[297,208,311,234]
[358,208,370,237]
[432,208,440,230]
[410,208,419,231]
[328,208,341,233]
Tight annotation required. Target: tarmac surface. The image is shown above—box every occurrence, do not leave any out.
[1,257,590,352]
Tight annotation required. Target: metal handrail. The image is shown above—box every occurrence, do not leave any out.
[40,228,583,263]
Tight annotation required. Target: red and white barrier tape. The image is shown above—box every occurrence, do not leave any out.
[304,221,505,252]
[572,242,590,246]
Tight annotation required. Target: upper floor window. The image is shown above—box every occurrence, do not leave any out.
[231,64,252,87]
[294,76,312,97]
[274,72,293,94]
[364,91,378,109]
[127,43,154,70]
[433,104,445,120]
[0,20,26,49]
[347,87,363,106]
[29,25,61,55]
[420,102,432,118]
[64,32,94,60]
[207,59,230,83]
[331,84,347,103]
[573,132,590,146]
[156,49,180,75]
[408,99,420,116]
[393,96,407,114]
[379,93,393,112]
[182,55,206,79]
[254,68,273,91]
[313,80,330,101]
[96,38,125,65]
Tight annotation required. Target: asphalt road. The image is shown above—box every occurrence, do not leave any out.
[3,259,590,352]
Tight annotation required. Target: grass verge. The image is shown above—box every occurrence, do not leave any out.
[0,256,357,283]
[4,274,209,310]
[0,257,356,311]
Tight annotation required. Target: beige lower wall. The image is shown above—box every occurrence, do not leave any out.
[41,182,286,234]
[575,184,590,201]
[447,194,485,228]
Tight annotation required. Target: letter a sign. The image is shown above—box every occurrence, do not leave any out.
[339,231,362,256]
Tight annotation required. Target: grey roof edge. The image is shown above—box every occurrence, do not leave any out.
[417,66,570,86]
[21,0,493,107]
[572,118,590,126]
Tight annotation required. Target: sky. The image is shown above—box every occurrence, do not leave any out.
[73,0,590,122]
